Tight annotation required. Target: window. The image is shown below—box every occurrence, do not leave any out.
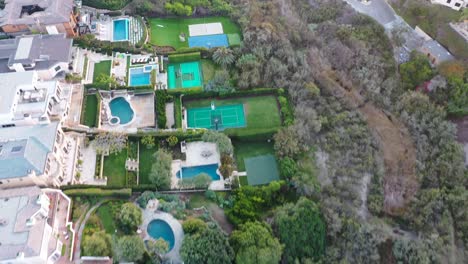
[447,0,451,3]
[54,65,61,72]
[455,2,461,7]
[11,146,22,153]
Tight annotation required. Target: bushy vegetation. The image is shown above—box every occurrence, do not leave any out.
[149,149,173,189]
[83,0,131,10]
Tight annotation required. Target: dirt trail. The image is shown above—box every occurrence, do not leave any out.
[316,71,418,215]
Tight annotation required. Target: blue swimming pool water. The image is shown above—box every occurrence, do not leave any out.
[129,67,150,86]
[147,219,175,251]
[109,97,134,124]
[113,19,129,41]
[188,34,229,48]
[176,163,220,180]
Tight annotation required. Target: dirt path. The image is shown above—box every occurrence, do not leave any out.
[208,204,233,234]
[317,71,417,215]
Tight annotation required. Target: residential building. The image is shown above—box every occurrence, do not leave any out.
[0,71,72,128]
[0,122,80,188]
[0,34,73,79]
[0,0,78,37]
[0,186,75,264]
[431,0,468,10]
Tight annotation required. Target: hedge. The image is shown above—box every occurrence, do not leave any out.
[64,188,132,198]
[155,90,168,128]
[167,87,203,95]
[174,96,182,128]
[224,127,278,140]
[168,52,201,63]
[134,129,205,140]
[84,83,153,91]
[181,88,279,102]
[278,95,294,126]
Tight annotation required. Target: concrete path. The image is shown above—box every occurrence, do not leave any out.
[166,102,175,128]
[73,200,107,263]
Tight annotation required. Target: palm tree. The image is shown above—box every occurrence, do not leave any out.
[212,47,235,68]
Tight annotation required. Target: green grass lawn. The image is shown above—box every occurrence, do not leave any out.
[139,145,156,185]
[201,59,218,84]
[82,94,98,127]
[390,1,468,59]
[233,140,275,171]
[93,60,112,83]
[103,150,127,187]
[96,204,116,234]
[149,17,241,49]
[184,95,281,135]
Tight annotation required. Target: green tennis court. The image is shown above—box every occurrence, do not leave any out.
[187,104,246,130]
[245,154,279,185]
[168,61,202,89]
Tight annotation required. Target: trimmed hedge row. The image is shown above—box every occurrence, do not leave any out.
[155,90,168,129]
[64,188,132,198]
[278,95,294,126]
[168,52,201,63]
[167,87,203,95]
[180,88,279,101]
[174,96,182,129]
[225,127,278,140]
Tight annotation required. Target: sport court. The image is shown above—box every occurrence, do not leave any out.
[168,61,202,89]
[188,22,229,48]
[187,104,246,130]
[245,155,280,185]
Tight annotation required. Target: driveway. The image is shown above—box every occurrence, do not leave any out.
[345,0,396,26]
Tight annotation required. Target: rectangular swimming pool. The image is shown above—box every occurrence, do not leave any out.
[129,67,150,86]
[188,34,229,48]
[176,163,220,181]
[113,19,129,42]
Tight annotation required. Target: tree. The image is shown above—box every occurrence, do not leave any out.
[182,218,207,234]
[141,135,155,149]
[118,203,143,233]
[83,231,111,257]
[165,2,192,16]
[149,149,172,189]
[181,227,234,264]
[204,70,235,94]
[274,126,305,158]
[147,238,169,263]
[230,221,283,264]
[392,239,433,264]
[166,135,179,147]
[116,236,146,262]
[446,77,468,116]
[273,197,326,262]
[93,132,127,155]
[278,157,298,179]
[95,73,118,87]
[179,173,212,189]
[399,51,434,89]
[438,60,466,79]
[201,130,233,155]
[213,47,236,67]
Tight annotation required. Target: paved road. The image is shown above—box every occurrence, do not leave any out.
[73,200,106,263]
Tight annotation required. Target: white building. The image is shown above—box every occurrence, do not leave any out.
[0,122,80,188]
[0,71,71,128]
[431,0,468,10]
[0,186,75,264]
[0,34,73,80]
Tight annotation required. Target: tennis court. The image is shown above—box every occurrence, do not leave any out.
[168,61,202,89]
[188,34,229,48]
[245,154,280,185]
[187,104,246,130]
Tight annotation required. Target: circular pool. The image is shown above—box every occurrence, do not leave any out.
[109,97,134,125]
[147,219,175,250]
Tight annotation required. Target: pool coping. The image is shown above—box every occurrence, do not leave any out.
[107,95,136,126]
[140,209,183,263]
[112,18,130,42]
[127,64,157,87]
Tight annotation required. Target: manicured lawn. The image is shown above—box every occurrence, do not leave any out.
[184,95,281,135]
[82,94,98,127]
[139,145,156,185]
[233,140,275,171]
[103,150,127,187]
[149,17,241,49]
[93,60,112,83]
[96,204,116,234]
[201,59,218,84]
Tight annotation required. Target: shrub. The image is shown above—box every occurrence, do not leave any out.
[278,95,294,126]
[168,52,201,63]
[166,135,179,147]
[64,188,132,198]
[182,218,207,234]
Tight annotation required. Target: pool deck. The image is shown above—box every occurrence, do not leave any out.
[140,205,184,263]
[170,142,226,190]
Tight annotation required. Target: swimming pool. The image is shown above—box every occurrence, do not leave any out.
[176,163,220,180]
[109,97,134,124]
[129,65,157,86]
[147,219,175,251]
[113,19,129,42]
